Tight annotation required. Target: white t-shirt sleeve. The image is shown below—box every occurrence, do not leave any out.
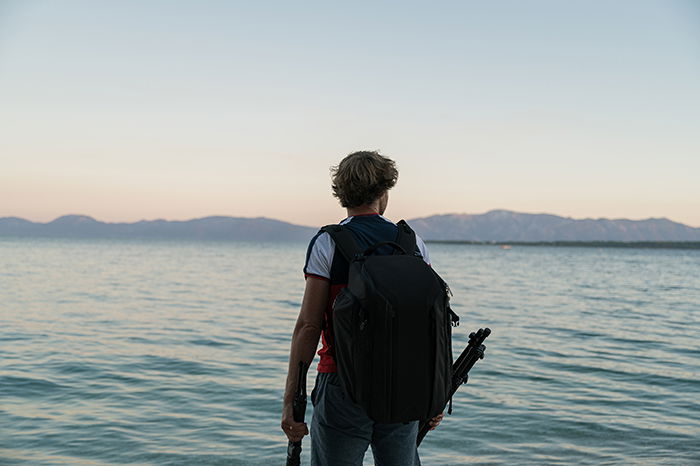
[415,234,431,265]
[303,232,335,279]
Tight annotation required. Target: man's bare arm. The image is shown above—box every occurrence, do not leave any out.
[281,276,329,441]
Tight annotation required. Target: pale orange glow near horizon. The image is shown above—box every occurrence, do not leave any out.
[4,172,699,228]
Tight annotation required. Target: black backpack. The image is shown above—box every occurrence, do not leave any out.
[321,220,459,424]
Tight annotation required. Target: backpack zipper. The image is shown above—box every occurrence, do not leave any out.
[386,300,394,420]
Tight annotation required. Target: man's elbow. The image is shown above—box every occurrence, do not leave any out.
[294,319,322,336]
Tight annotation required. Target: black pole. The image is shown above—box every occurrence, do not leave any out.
[417,328,491,446]
[286,361,308,466]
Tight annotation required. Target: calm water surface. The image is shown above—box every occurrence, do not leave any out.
[1,238,698,465]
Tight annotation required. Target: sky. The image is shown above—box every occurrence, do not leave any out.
[1,0,699,227]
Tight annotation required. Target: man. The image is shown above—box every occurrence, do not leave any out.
[281,151,443,466]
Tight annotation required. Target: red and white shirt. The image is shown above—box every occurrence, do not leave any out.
[303,213,430,373]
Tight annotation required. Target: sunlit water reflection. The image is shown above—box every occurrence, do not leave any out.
[1,238,698,464]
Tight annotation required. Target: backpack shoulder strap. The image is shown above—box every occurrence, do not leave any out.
[320,224,362,262]
[395,220,418,256]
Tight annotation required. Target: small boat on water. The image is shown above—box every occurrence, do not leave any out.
[500,245,512,250]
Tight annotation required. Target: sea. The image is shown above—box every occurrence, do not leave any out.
[1,237,698,465]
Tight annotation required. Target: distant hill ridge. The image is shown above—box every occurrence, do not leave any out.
[409,210,700,242]
[1,210,699,242]
[0,214,316,241]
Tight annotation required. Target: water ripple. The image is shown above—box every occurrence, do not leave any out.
[1,239,699,464]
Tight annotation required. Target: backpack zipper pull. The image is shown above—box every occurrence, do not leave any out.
[449,307,459,327]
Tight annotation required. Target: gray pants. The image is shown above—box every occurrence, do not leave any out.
[310,372,421,466]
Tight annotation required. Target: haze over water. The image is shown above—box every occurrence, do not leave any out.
[1,238,699,465]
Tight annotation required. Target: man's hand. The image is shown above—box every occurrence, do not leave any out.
[281,404,309,442]
[428,412,444,431]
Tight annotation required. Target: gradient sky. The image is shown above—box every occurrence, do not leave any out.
[1,0,699,227]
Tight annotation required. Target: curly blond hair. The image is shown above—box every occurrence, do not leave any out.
[330,151,398,208]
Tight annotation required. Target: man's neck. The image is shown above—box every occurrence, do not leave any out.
[346,206,380,217]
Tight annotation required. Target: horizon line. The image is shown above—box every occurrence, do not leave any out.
[3,209,699,229]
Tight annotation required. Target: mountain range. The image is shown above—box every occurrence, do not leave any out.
[0,215,315,242]
[409,210,700,242]
[2,210,700,242]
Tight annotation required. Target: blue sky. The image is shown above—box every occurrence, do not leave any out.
[1,0,699,226]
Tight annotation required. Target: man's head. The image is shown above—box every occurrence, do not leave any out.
[331,151,398,213]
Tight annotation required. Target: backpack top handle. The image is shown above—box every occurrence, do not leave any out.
[321,220,419,262]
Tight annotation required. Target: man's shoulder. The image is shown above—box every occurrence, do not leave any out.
[307,228,333,249]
